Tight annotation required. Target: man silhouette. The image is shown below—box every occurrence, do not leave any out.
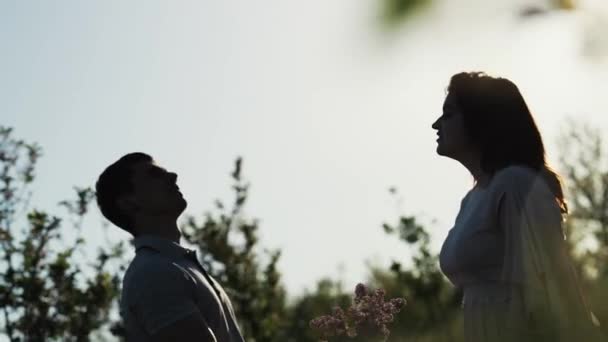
[96,153,245,342]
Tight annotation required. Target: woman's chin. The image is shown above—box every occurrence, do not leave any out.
[436,144,445,156]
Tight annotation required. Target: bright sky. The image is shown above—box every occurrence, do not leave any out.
[2,0,608,296]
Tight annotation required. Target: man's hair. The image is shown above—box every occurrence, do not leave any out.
[95,152,153,235]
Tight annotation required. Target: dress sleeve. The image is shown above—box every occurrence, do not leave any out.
[496,167,599,340]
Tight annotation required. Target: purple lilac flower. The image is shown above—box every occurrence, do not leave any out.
[310,283,407,341]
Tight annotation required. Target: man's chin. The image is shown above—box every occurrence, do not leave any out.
[178,198,188,212]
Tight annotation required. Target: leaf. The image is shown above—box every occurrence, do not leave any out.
[380,0,433,27]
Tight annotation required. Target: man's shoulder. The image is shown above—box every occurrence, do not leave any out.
[124,248,163,275]
[122,249,189,291]
[121,250,194,309]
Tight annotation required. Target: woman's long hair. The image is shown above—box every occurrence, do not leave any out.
[447,71,568,215]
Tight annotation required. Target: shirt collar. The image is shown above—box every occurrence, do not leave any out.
[133,235,193,259]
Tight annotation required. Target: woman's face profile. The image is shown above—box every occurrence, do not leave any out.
[432,93,473,160]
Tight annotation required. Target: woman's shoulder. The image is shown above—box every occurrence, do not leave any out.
[494,164,538,180]
[489,165,539,194]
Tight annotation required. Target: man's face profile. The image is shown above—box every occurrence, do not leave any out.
[124,161,187,219]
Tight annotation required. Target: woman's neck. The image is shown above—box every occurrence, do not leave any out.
[458,150,490,188]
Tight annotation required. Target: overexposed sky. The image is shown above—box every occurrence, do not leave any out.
[2,0,608,295]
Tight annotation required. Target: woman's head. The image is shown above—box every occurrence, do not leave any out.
[447,72,545,171]
[433,71,567,214]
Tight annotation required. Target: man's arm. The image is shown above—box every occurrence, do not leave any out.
[151,311,217,342]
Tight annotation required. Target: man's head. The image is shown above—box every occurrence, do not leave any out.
[95,153,187,236]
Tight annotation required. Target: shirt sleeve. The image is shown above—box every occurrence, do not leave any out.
[496,166,599,340]
[129,260,201,335]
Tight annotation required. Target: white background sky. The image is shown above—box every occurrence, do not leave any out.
[3,0,608,296]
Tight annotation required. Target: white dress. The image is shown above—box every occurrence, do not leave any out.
[439,166,600,342]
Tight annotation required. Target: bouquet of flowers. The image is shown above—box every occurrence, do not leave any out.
[309,283,406,341]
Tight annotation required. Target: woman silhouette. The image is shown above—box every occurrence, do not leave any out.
[433,72,601,341]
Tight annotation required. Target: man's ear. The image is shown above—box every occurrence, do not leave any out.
[116,195,138,214]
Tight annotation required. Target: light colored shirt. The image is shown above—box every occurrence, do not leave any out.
[120,235,245,342]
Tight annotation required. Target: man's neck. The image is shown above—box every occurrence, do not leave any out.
[133,216,181,243]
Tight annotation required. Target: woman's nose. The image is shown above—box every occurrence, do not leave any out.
[432,117,440,130]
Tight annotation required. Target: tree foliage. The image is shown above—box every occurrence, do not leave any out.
[371,210,462,340]
[557,121,608,334]
[178,159,463,341]
[380,0,433,26]
[6,118,608,341]
[181,157,287,342]
[0,127,124,341]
